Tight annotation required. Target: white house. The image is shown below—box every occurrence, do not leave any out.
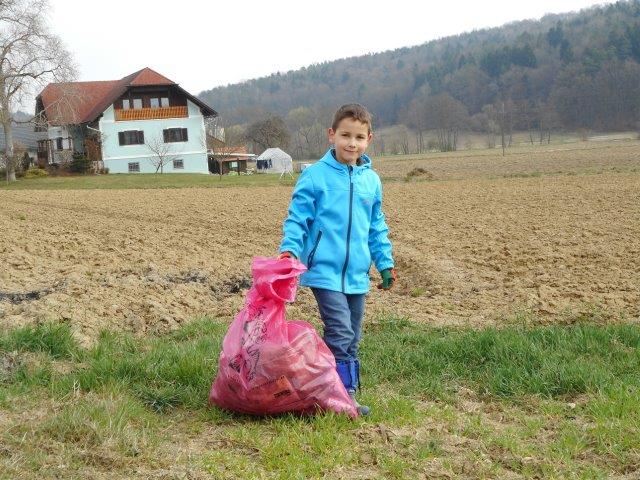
[35,67,218,174]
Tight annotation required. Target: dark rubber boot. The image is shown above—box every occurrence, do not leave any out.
[349,359,370,415]
[347,389,370,416]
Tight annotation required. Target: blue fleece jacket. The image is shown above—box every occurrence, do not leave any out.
[279,149,394,294]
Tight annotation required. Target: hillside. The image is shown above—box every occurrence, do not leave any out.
[199,0,640,143]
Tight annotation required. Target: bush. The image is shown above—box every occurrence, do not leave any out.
[23,167,48,178]
[21,152,32,172]
[69,153,91,174]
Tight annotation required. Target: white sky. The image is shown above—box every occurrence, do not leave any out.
[49,0,613,96]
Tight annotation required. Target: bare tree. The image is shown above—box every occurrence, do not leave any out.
[403,86,431,153]
[474,104,499,149]
[425,93,469,152]
[0,0,77,182]
[371,134,386,156]
[397,124,410,154]
[0,138,25,176]
[311,105,333,157]
[146,135,179,173]
[224,124,245,147]
[287,106,315,159]
[244,115,290,153]
[536,102,560,144]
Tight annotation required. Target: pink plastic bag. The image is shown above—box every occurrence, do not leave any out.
[209,257,357,418]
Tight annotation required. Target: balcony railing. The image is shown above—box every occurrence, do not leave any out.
[114,106,188,121]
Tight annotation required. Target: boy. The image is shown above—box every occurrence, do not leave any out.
[279,103,396,416]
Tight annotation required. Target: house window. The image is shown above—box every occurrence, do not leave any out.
[163,127,188,143]
[229,161,238,169]
[133,98,142,109]
[160,97,169,107]
[118,130,145,146]
[150,98,159,108]
[173,159,184,169]
[56,137,64,150]
[122,99,131,109]
[128,162,140,173]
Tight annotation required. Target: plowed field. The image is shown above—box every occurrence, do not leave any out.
[2,143,639,345]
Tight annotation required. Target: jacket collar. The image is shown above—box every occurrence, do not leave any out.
[319,148,372,173]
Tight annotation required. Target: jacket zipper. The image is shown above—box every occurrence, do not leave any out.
[307,230,323,269]
[341,166,354,293]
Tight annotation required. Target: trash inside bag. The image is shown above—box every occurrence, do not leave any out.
[209,257,358,418]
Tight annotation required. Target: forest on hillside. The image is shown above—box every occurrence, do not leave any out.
[199,1,640,157]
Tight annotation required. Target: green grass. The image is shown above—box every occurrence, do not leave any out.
[2,316,639,406]
[0,322,80,359]
[39,392,157,456]
[409,287,426,297]
[0,172,299,190]
[1,316,640,478]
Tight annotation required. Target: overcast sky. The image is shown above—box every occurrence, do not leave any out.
[48,0,613,96]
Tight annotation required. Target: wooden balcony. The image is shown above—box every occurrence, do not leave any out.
[114,106,188,121]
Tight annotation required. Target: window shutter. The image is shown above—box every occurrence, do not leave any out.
[138,131,144,144]
[118,132,125,145]
[163,129,169,143]
[182,128,188,141]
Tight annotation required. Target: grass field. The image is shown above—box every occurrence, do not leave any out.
[2,315,640,479]
[2,137,638,190]
[1,139,639,478]
[0,171,298,190]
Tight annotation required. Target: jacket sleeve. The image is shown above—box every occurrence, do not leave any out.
[279,169,316,258]
[368,180,394,272]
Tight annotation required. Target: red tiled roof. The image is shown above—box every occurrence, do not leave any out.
[36,67,214,125]
[130,68,175,86]
[38,80,119,125]
[213,145,248,155]
[212,145,251,161]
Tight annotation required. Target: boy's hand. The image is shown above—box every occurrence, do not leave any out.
[377,268,397,290]
[278,251,297,260]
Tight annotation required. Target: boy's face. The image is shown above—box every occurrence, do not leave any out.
[328,118,372,165]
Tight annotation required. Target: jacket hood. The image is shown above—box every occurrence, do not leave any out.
[319,149,372,172]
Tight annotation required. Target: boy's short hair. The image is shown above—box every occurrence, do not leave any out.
[331,103,373,133]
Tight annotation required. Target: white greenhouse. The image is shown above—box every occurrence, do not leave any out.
[256,148,293,175]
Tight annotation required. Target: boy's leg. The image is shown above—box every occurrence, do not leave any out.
[345,293,366,363]
[312,288,362,395]
[345,293,371,415]
[311,288,355,364]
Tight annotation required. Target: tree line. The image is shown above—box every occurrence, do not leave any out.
[201,0,640,157]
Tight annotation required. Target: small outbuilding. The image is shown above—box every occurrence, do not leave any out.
[208,145,254,175]
[256,148,293,175]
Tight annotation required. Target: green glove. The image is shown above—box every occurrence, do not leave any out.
[377,268,397,290]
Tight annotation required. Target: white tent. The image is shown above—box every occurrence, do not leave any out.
[256,148,293,175]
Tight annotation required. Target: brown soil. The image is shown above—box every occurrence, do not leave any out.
[1,145,639,345]
[376,141,640,180]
